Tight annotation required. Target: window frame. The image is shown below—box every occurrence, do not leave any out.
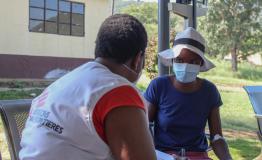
[29,0,85,37]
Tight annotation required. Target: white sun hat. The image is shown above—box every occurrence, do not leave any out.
[158,27,215,72]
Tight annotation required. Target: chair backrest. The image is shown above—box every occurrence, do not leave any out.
[244,86,262,114]
[0,99,32,160]
[244,86,262,137]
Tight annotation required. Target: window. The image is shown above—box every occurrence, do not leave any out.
[29,0,85,36]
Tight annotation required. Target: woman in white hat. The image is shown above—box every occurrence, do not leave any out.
[144,27,232,160]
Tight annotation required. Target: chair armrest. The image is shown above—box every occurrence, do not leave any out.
[255,114,262,118]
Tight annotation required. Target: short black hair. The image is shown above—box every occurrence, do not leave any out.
[95,14,148,64]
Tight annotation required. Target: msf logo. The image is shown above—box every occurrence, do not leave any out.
[36,90,49,107]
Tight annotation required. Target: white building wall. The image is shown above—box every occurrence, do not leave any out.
[0,0,112,59]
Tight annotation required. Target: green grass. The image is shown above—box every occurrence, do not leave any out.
[0,89,42,100]
[228,138,261,160]
[0,129,9,160]
[217,91,261,159]
[199,58,262,86]
[220,90,257,132]
[209,138,261,160]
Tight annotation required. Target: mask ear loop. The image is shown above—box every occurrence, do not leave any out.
[122,64,138,76]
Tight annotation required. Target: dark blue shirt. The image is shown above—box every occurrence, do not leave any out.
[144,76,222,152]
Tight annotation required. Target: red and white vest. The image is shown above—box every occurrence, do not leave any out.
[19,62,145,160]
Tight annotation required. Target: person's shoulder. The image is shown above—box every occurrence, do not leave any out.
[146,75,170,93]
[151,75,170,83]
[201,78,219,91]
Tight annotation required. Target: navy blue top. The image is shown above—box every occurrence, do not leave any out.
[144,76,222,152]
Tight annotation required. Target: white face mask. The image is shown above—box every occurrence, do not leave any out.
[122,64,142,84]
[173,63,200,83]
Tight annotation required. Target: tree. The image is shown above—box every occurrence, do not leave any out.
[117,2,179,79]
[119,3,158,36]
[119,2,178,37]
[199,0,262,72]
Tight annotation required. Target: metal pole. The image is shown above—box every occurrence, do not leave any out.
[158,0,170,76]
[111,0,115,15]
[192,0,197,29]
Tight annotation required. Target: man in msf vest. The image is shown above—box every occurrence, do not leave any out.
[19,14,157,160]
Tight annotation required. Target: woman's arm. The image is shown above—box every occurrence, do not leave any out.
[145,100,157,122]
[105,106,157,160]
[208,107,232,160]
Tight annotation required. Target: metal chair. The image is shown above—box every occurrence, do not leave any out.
[244,86,262,160]
[0,99,32,160]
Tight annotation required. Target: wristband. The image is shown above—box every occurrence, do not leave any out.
[212,134,225,143]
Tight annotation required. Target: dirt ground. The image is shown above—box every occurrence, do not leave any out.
[223,129,257,139]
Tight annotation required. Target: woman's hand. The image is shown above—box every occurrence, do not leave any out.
[208,107,232,160]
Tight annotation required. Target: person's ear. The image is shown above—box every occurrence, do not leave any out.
[131,51,143,71]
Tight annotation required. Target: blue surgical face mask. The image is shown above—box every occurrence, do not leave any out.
[173,63,200,83]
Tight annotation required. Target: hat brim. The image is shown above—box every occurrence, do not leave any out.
[158,49,173,67]
[158,44,215,72]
